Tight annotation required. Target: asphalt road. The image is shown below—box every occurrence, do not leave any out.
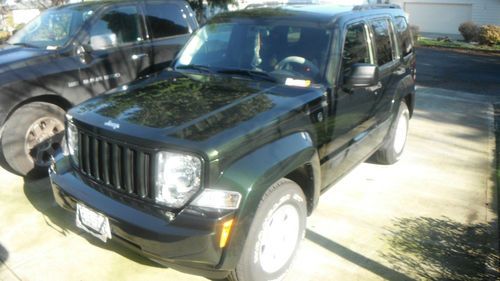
[416,47,500,96]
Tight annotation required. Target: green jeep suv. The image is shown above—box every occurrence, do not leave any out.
[50,3,416,281]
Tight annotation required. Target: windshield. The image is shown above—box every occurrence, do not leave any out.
[175,21,332,84]
[8,6,95,49]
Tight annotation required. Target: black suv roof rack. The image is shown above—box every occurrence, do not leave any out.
[353,4,401,11]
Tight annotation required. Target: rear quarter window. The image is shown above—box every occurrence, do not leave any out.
[394,16,413,57]
[144,3,190,39]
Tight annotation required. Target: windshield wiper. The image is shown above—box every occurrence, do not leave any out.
[176,64,214,73]
[217,68,277,83]
[12,42,39,48]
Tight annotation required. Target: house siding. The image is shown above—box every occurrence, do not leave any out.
[391,0,500,34]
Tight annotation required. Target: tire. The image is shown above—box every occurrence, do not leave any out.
[372,101,410,165]
[1,102,65,177]
[227,179,307,281]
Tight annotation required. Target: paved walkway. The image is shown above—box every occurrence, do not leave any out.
[0,87,498,281]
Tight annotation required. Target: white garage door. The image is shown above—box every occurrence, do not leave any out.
[404,2,472,34]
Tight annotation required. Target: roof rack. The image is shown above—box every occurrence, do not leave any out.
[352,4,401,11]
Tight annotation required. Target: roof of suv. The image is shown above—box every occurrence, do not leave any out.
[213,4,404,25]
[52,0,185,10]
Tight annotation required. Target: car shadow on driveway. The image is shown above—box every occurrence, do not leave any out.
[22,177,162,268]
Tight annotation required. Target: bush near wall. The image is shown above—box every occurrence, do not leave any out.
[478,25,500,46]
[0,31,10,43]
[458,21,479,42]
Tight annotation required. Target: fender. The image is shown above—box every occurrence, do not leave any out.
[213,131,321,270]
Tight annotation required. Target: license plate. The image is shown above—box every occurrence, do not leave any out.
[76,203,112,243]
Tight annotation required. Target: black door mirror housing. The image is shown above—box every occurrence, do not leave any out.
[344,63,379,88]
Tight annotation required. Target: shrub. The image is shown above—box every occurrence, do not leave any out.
[458,21,479,42]
[0,31,10,43]
[478,25,500,46]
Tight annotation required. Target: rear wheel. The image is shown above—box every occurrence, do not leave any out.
[1,102,65,177]
[227,179,307,281]
[372,101,410,164]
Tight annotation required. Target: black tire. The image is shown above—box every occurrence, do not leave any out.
[1,102,65,177]
[372,101,410,164]
[227,179,307,281]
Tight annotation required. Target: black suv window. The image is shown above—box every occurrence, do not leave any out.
[90,5,142,50]
[394,16,413,57]
[342,23,372,74]
[144,3,189,39]
[370,18,395,66]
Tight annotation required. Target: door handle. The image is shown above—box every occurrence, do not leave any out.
[131,53,148,60]
[366,82,382,92]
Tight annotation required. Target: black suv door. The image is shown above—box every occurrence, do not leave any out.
[78,3,151,97]
[143,1,196,72]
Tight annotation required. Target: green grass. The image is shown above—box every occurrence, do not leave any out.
[418,37,500,53]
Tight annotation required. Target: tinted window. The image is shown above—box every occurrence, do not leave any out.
[342,23,372,74]
[395,16,413,57]
[90,6,142,50]
[371,19,394,66]
[145,3,189,39]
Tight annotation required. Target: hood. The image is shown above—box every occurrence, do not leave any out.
[72,71,325,144]
[0,44,52,73]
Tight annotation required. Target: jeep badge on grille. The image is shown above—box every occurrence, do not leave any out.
[104,120,120,130]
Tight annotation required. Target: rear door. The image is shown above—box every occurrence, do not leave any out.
[78,3,151,96]
[368,17,400,125]
[143,1,195,72]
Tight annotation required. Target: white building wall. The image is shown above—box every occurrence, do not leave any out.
[391,0,500,33]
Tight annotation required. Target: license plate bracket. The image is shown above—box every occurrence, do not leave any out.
[76,203,112,243]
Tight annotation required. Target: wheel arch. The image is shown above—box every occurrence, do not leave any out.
[214,131,321,271]
[5,95,73,122]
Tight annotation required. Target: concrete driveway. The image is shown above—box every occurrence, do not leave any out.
[0,87,498,281]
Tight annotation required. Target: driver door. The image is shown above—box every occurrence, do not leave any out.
[77,4,151,98]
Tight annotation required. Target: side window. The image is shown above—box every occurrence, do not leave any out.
[395,16,413,57]
[90,5,142,50]
[342,23,372,74]
[144,3,189,39]
[370,19,395,66]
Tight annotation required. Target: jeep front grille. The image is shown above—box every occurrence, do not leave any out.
[77,130,155,200]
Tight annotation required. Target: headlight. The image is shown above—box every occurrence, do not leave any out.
[66,120,79,165]
[155,151,202,208]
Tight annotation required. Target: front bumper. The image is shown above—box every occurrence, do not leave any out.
[49,156,233,279]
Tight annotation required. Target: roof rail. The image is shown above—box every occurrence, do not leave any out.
[352,4,401,11]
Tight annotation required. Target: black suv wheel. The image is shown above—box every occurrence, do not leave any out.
[2,102,65,177]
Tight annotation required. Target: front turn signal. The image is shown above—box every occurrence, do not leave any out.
[219,219,234,248]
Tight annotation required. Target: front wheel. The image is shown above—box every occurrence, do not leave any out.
[227,179,307,281]
[1,102,65,177]
[372,101,410,164]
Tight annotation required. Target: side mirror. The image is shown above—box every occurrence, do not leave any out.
[344,63,379,88]
[76,44,92,64]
